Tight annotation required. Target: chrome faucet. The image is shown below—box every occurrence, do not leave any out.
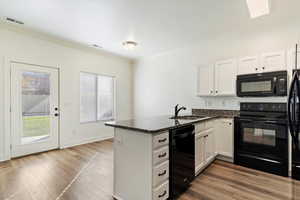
[174,104,187,118]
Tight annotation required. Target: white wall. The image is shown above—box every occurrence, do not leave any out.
[134,19,300,118]
[0,24,133,161]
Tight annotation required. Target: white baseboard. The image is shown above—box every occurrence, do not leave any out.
[0,136,114,163]
[216,154,233,163]
[60,136,113,149]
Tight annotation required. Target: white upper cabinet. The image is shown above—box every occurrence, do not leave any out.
[215,59,237,96]
[261,51,286,72]
[238,56,259,75]
[237,51,286,75]
[197,66,214,96]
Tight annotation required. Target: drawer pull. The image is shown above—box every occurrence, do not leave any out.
[158,138,167,143]
[158,190,167,198]
[158,152,167,158]
[158,170,167,176]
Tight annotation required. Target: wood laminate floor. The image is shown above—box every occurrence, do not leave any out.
[1,140,300,200]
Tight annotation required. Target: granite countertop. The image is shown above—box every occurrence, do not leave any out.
[105,115,218,133]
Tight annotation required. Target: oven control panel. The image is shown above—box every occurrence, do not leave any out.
[240,103,286,113]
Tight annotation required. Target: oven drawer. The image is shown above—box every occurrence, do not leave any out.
[235,153,288,177]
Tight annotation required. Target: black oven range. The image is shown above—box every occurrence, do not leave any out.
[234,102,289,177]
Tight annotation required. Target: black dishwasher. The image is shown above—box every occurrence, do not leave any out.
[169,125,195,199]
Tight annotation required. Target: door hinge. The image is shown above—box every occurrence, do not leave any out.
[9,107,11,112]
[10,144,12,150]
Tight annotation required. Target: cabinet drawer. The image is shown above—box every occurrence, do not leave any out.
[206,120,214,129]
[153,146,169,166]
[195,122,206,133]
[153,161,169,187]
[153,132,169,149]
[153,181,169,200]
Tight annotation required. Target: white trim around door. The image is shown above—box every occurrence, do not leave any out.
[4,58,60,159]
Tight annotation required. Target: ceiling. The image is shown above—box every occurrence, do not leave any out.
[0,0,299,59]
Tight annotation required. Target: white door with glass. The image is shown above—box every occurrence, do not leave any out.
[11,62,59,158]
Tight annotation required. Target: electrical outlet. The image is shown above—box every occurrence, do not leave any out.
[222,100,226,107]
[208,100,212,107]
[115,136,123,145]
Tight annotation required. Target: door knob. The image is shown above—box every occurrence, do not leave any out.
[54,113,59,117]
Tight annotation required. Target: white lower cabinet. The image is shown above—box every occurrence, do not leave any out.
[195,121,217,175]
[153,161,169,187]
[195,133,206,173]
[204,128,216,163]
[195,118,234,175]
[114,129,169,200]
[216,118,234,159]
[153,181,169,200]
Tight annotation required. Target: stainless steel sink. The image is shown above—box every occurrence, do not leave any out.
[169,115,207,120]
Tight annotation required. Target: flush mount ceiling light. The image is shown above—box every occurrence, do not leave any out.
[122,41,138,50]
[246,0,270,19]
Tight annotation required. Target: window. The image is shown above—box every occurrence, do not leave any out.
[80,72,115,123]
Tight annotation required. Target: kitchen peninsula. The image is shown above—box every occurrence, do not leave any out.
[106,114,233,200]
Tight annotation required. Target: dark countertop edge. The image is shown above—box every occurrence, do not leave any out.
[105,116,219,134]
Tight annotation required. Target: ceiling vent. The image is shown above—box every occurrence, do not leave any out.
[92,44,102,48]
[5,17,24,25]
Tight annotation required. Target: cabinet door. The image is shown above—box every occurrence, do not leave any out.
[238,56,259,75]
[197,66,214,96]
[216,119,234,158]
[204,129,216,164]
[261,51,286,72]
[195,133,205,174]
[215,59,237,96]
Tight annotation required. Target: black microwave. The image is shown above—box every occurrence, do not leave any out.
[236,71,287,97]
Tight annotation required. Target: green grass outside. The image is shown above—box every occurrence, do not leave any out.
[23,115,50,138]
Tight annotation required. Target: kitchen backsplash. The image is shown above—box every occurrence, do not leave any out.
[200,96,287,111]
[192,108,239,118]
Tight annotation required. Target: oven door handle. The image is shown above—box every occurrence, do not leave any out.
[240,119,277,124]
[288,70,300,151]
[264,120,285,125]
[239,119,286,126]
[239,119,254,123]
